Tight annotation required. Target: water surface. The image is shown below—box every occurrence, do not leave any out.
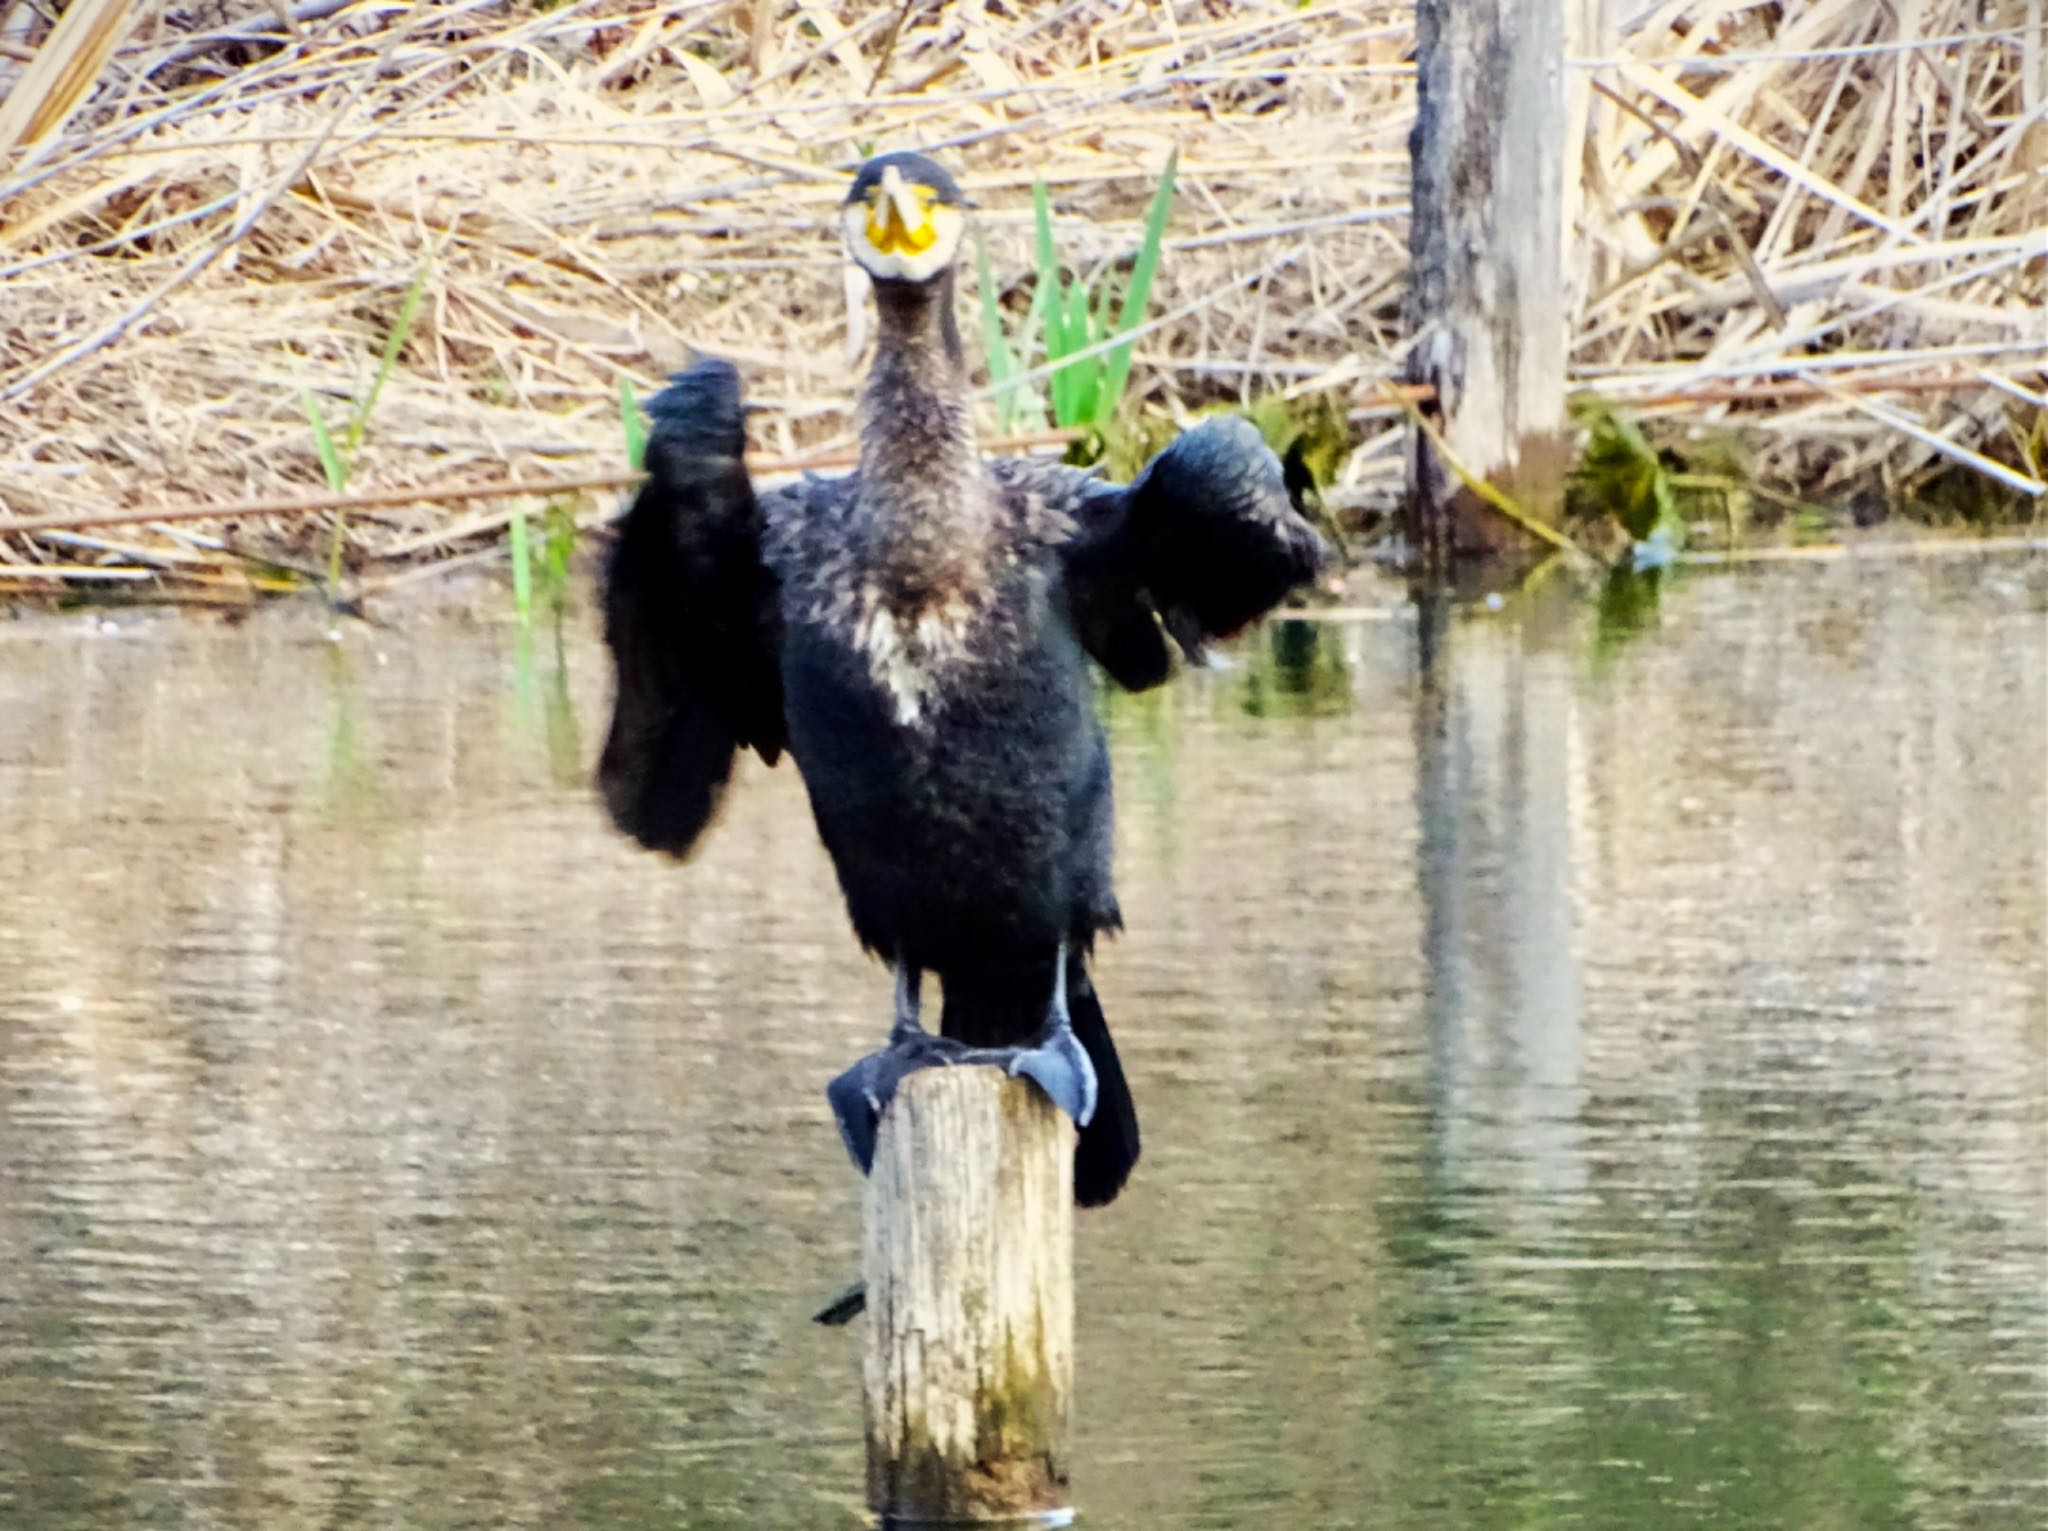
[1,559,2042,1529]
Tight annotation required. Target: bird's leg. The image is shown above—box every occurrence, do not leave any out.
[890,961,925,1044]
[828,959,939,1180]
[1003,939,1099,1129]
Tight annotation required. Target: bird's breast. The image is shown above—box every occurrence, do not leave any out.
[849,588,985,729]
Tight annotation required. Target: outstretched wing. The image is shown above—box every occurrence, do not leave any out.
[598,360,786,857]
[1014,415,1329,691]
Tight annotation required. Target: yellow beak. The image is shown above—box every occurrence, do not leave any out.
[866,167,937,255]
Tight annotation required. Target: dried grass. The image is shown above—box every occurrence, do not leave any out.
[1574,0,2045,511]
[0,0,2040,595]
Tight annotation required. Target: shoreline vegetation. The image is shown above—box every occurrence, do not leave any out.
[0,1,2041,608]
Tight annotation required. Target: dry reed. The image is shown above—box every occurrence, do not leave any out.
[0,0,2040,596]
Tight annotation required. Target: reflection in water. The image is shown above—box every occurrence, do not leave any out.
[0,560,2042,1530]
[1414,590,1588,1216]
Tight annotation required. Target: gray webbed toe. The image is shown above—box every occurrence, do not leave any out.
[827,1029,994,1176]
[1005,1023,1098,1129]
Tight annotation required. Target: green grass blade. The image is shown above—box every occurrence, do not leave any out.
[1064,280,1098,426]
[290,354,350,600]
[543,501,576,614]
[296,380,347,493]
[1096,148,1178,428]
[1033,179,1073,419]
[618,377,648,470]
[509,503,533,629]
[324,519,347,597]
[344,259,430,461]
[972,227,1022,432]
[1032,180,1063,355]
[1115,147,1178,336]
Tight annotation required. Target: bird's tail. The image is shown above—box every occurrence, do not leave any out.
[1068,959,1140,1208]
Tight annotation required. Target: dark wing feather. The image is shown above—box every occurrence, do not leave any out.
[1127,414,1329,655]
[1061,486,1178,691]
[598,359,785,857]
[1023,415,1329,690]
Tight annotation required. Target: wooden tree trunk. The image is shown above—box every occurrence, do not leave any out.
[862,1067,1075,1522]
[1405,0,1591,565]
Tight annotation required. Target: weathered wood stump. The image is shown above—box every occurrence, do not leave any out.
[1405,0,1593,564]
[862,1066,1074,1522]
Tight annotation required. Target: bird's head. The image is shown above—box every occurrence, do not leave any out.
[841,151,966,285]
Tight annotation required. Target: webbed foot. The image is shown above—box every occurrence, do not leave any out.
[825,1052,889,1177]
[827,962,942,1175]
[1006,942,1098,1126]
[1004,1020,1097,1129]
[826,952,1100,1179]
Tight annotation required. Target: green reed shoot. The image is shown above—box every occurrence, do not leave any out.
[1097,150,1177,428]
[974,227,1031,433]
[619,376,648,470]
[520,376,638,631]
[509,502,534,628]
[346,265,429,461]
[298,378,346,493]
[293,260,431,595]
[982,152,1177,439]
[542,503,576,610]
[510,499,579,634]
[511,372,630,633]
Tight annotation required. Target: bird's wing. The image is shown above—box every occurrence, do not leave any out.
[1000,415,1329,692]
[598,359,786,858]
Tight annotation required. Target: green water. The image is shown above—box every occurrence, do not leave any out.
[0,558,2042,1529]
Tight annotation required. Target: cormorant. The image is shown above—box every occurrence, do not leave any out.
[599,151,1326,1208]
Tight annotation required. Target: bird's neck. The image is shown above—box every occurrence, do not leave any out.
[854,272,992,606]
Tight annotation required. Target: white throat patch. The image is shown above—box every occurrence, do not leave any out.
[852,593,977,727]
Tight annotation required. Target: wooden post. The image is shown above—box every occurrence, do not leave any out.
[863,1067,1075,1523]
[1405,0,1594,565]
